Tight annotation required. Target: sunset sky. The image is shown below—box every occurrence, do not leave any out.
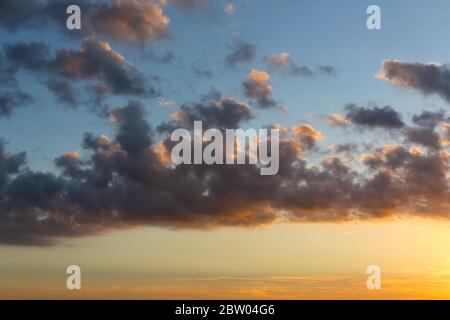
[1,0,450,299]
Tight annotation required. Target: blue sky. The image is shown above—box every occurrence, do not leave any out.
[1,0,450,173]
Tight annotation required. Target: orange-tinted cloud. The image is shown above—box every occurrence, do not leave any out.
[377,60,450,103]
[242,69,276,108]
[0,0,170,46]
[0,96,449,245]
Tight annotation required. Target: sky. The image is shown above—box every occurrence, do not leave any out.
[0,0,450,299]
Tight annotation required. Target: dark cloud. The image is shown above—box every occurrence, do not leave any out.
[54,151,85,180]
[0,139,26,186]
[338,107,447,150]
[0,47,34,116]
[4,42,49,72]
[0,90,33,117]
[2,39,157,109]
[112,101,153,156]
[344,104,405,129]
[44,79,78,107]
[377,60,450,103]
[0,99,449,245]
[412,110,448,128]
[265,52,336,77]
[225,39,257,68]
[403,127,442,150]
[0,0,170,46]
[0,0,45,32]
[6,172,64,210]
[158,94,253,131]
[0,54,17,87]
[54,38,154,96]
[359,145,448,202]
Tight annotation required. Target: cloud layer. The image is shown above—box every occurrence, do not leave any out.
[344,104,405,129]
[377,60,450,102]
[0,94,449,245]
